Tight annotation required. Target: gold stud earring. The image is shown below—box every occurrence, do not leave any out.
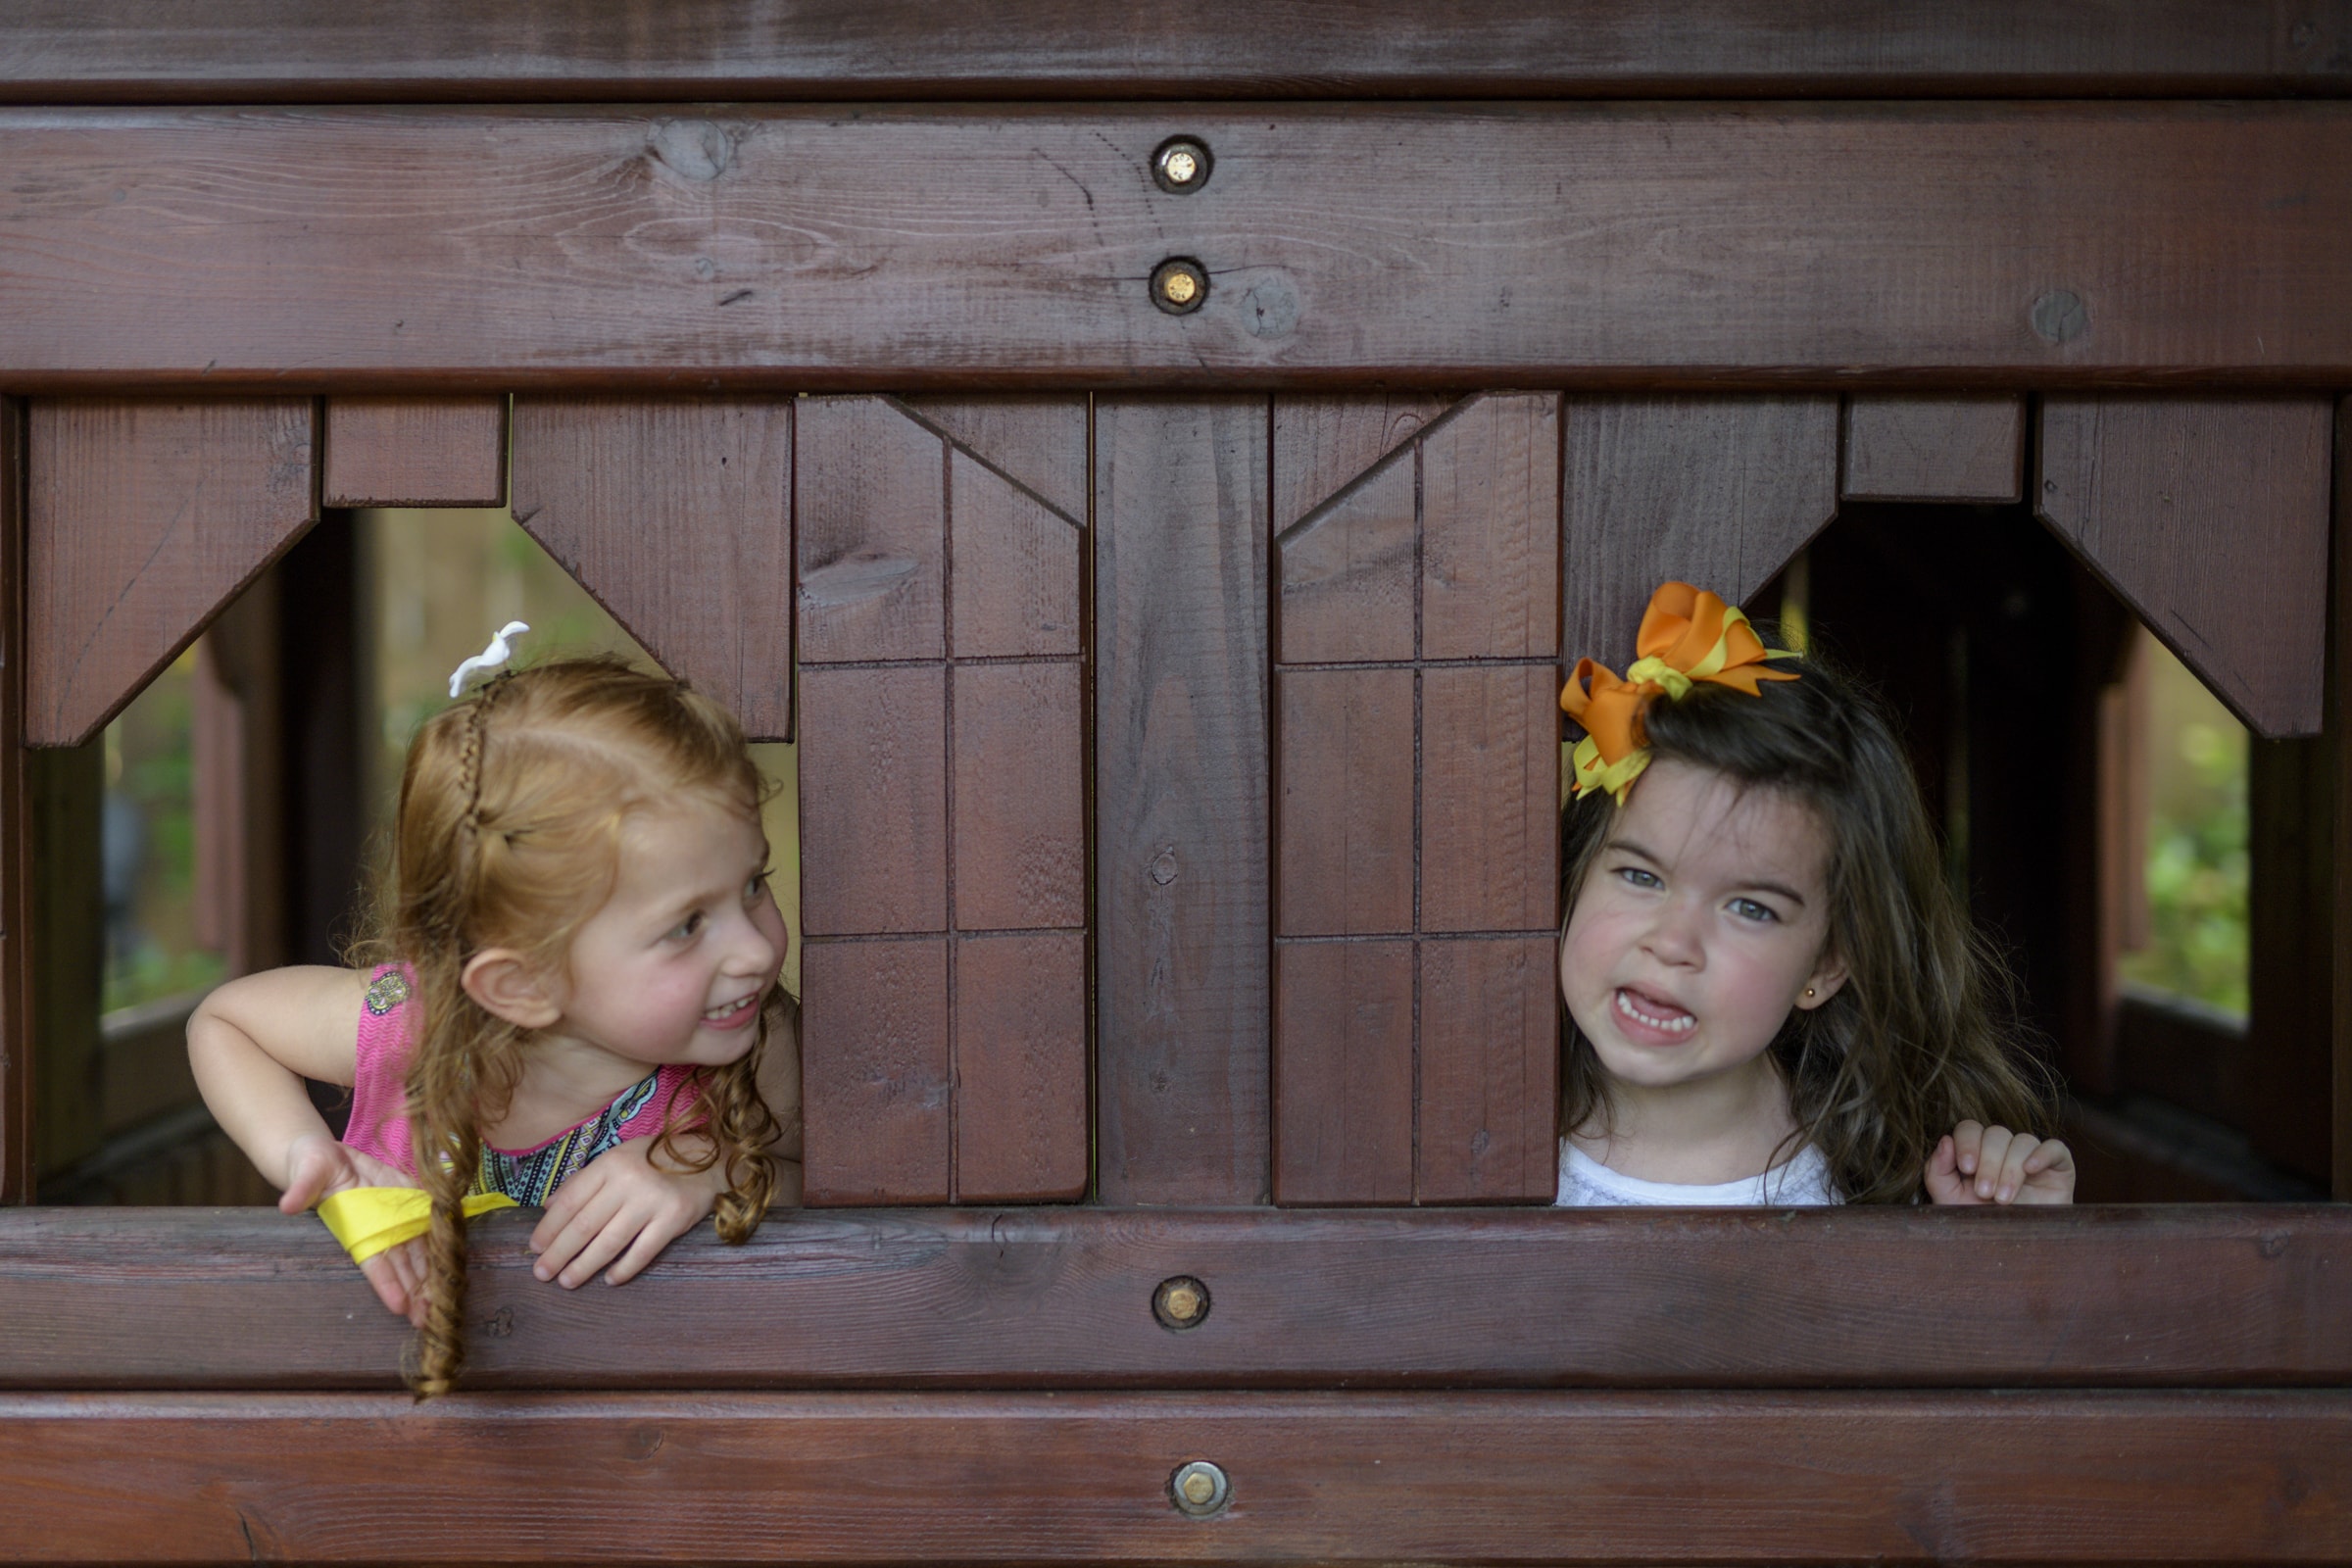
[1803,987,1816,999]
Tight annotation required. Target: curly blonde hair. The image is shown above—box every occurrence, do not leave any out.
[368,658,787,1396]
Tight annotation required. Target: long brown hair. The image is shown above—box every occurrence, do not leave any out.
[369,657,787,1395]
[1557,645,2052,1202]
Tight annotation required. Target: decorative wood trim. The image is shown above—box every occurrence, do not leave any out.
[4,1390,2349,1564]
[4,107,2352,390]
[2,0,2346,104]
[4,1206,2348,1391]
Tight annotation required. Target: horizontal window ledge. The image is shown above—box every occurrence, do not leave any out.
[5,1390,2349,1564]
[3,1204,2348,1392]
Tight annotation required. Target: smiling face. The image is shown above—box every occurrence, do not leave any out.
[1558,759,1847,1104]
[545,792,788,1076]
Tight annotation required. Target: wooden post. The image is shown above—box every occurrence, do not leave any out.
[2336,396,2352,1202]
[0,400,24,1202]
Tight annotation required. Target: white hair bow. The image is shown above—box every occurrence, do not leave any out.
[448,621,531,698]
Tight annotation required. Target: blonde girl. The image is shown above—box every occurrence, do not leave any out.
[1556,583,2073,1207]
[189,657,800,1394]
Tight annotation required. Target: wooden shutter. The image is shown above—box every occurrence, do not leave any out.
[797,396,1088,1204]
[1271,392,1563,1204]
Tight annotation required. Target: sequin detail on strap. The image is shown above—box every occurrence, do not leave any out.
[364,969,412,1016]
[475,1073,662,1205]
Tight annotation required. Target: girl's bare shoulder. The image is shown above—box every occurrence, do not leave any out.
[192,965,375,1083]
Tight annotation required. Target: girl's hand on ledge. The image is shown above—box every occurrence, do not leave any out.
[528,1137,726,1290]
[1926,1121,2077,1206]
[279,1132,429,1326]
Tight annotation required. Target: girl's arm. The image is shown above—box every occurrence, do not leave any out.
[1925,1120,2076,1204]
[186,965,369,1189]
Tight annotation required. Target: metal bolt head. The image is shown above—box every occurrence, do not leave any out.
[1153,1274,1210,1330]
[1169,1459,1231,1517]
[1152,137,1212,193]
[1152,258,1208,315]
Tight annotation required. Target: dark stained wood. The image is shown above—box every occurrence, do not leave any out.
[796,396,945,665]
[1419,665,1559,935]
[1419,937,1559,1202]
[1095,397,1270,1206]
[7,1,2349,102]
[1274,668,1413,937]
[1275,449,1417,664]
[321,395,506,508]
[0,401,25,1201]
[901,396,1088,526]
[1562,397,1838,668]
[798,938,950,1205]
[1273,393,1451,533]
[1420,393,1559,662]
[24,743,103,1184]
[511,397,794,740]
[951,662,1084,933]
[2247,736,2335,1187]
[945,450,1082,660]
[1841,394,2024,503]
[1271,940,1414,1205]
[2337,396,2352,1201]
[24,400,316,747]
[796,664,947,939]
[2037,396,2334,740]
[952,930,1088,1202]
[8,108,2352,389]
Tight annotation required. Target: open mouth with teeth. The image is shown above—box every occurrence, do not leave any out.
[1614,987,1696,1038]
[702,993,760,1025]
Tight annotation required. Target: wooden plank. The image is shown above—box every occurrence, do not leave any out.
[320,395,505,508]
[950,661,1084,933]
[1562,397,1838,669]
[24,400,316,747]
[902,396,1087,526]
[0,401,25,1200]
[1274,667,1413,937]
[1271,940,1414,1205]
[797,664,947,938]
[6,2,2349,102]
[2337,396,2352,1201]
[796,396,945,665]
[1419,936,1559,1202]
[1420,393,1559,662]
[8,108,2352,388]
[1419,665,1559,934]
[2037,396,2335,739]
[2247,737,2334,1186]
[952,930,1088,1203]
[5,1205,2352,1390]
[1841,394,2025,503]
[1274,449,1416,664]
[1272,393,1450,533]
[945,447,1081,660]
[511,397,794,740]
[10,1390,2352,1564]
[798,938,950,1205]
[1095,397,1269,1206]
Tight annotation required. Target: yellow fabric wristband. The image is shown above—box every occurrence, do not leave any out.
[316,1186,518,1264]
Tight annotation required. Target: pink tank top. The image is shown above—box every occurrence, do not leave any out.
[343,964,702,1205]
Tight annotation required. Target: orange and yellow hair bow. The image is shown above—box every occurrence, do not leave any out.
[1561,582,1799,805]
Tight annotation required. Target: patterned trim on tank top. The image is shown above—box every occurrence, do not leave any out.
[475,1072,662,1205]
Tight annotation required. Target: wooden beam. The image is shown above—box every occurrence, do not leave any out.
[321,396,505,508]
[4,107,2352,390]
[0,402,25,1201]
[2,0,2347,104]
[4,1390,2350,1564]
[4,1206,2348,1390]
[2337,395,2352,1200]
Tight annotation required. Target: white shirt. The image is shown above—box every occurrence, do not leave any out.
[1555,1138,1841,1206]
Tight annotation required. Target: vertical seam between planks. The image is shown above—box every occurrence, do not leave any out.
[1082,392,1100,1203]
[940,425,958,1204]
[1410,428,1426,1204]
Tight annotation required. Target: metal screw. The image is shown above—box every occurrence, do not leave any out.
[1169,1459,1231,1517]
[1153,1275,1210,1330]
[1152,137,1213,194]
[1152,258,1209,315]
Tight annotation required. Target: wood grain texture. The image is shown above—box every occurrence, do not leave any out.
[1272,941,1414,1205]
[1841,394,2025,503]
[1275,450,1416,664]
[796,664,947,938]
[1419,937,1560,1202]
[24,400,316,747]
[953,930,1088,1202]
[1421,393,1560,661]
[1275,667,1413,937]
[1095,397,1270,1206]
[1563,396,1838,667]
[5,1205,2352,1390]
[15,1390,2351,1563]
[9,2,2352,102]
[796,396,944,664]
[798,938,950,1205]
[1273,393,1451,532]
[510,397,793,738]
[951,661,1084,932]
[8,108,2352,388]
[0,402,26,1200]
[945,447,1081,660]
[2037,396,2333,739]
[321,395,505,507]
[1419,665,1560,934]
[902,395,1087,525]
